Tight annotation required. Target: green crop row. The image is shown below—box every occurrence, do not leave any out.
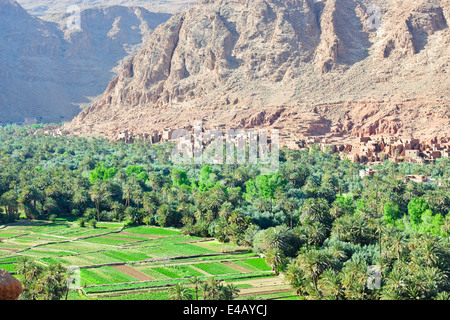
[138,243,215,258]
[191,262,241,275]
[80,266,137,285]
[122,226,181,236]
[233,258,271,272]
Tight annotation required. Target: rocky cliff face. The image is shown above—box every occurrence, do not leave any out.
[0,0,171,123]
[63,0,449,142]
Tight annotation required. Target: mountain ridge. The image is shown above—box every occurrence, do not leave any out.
[0,0,171,123]
[63,0,449,144]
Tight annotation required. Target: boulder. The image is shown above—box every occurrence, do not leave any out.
[0,269,23,300]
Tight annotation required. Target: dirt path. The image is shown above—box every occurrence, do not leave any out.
[111,265,156,281]
[0,247,20,252]
[221,261,252,273]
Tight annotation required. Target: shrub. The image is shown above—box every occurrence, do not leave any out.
[88,219,97,228]
[77,218,86,228]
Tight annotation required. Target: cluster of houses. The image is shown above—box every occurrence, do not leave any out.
[118,125,450,166]
[302,134,450,164]
[116,128,176,144]
[30,122,448,167]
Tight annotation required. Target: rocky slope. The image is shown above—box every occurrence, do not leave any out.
[0,0,170,123]
[63,0,449,143]
[16,0,196,16]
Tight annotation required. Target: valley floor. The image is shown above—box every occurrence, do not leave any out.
[0,218,297,300]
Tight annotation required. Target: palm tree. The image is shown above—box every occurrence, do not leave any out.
[110,201,124,221]
[300,198,332,227]
[40,264,68,300]
[0,189,19,215]
[16,257,41,284]
[295,249,328,292]
[19,185,43,218]
[434,291,450,300]
[218,202,233,219]
[122,182,132,208]
[253,198,272,212]
[156,204,170,227]
[204,185,226,213]
[131,182,143,209]
[367,217,384,258]
[259,224,296,255]
[283,198,297,229]
[143,192,157,216]
[115,169,127,189]
[318,269,343,300]
[147,172,161,191]
[350,214,370,245]
[265,248,286,275]
[206,277,221,300]
[220,283,240,300]
[15,258,68,300]
[200,282,211,300]
[326,242,347,263]
[441,214,450,245]
[90,181,111,221]
[386,228,407,261]
[73,188,90,212]
[169,283,193,300]
[381,266,406,300]
[331,216,348,242]
[372,172,383,217]
[283,263,306,296]
[340,259,368,300]
[303,220,327,248]
[411,234,444,268]
[188,276,203,300]
[161,183,172,203]
[418,266,447,299]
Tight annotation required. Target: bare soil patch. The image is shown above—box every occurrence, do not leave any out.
[0,247,20,252]
[239,288,292,297]
[221,261,252,273]
[230,276,292,297]
[111,265,155,281]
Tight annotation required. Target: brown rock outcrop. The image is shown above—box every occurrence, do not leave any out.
[0,269,23,300]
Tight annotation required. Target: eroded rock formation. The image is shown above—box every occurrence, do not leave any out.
[63,0,450,145]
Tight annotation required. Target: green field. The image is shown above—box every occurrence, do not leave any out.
[193,262,242,275]
[0,220,292,300]
[81,266,138,285]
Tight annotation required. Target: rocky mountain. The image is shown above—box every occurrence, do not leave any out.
[16,0,196,16]
[0,0,170,123]
[63,0,449,144]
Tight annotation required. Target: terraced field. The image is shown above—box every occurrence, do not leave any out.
[0,219,296,300]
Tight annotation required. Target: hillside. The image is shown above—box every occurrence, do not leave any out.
[0,0,171,123]
[63,0,450,144]
[16,0,196,16]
